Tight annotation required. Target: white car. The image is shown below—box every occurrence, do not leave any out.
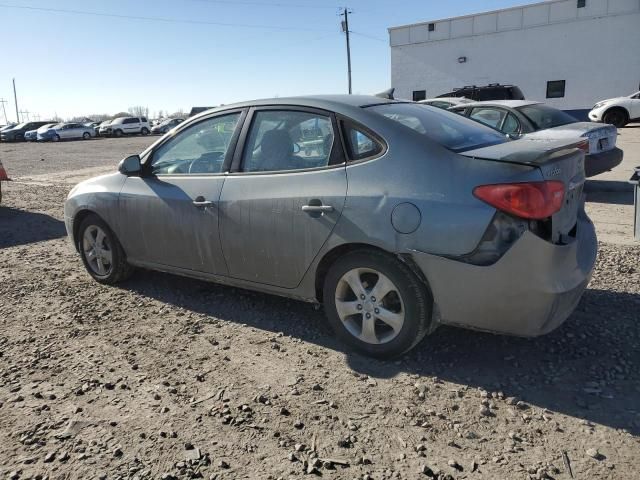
[588,91,640,127]
[418,97,473,109]
[99,116,150,137]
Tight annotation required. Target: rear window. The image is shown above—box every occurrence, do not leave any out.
[516,104,577,130]
[367,103,507,153]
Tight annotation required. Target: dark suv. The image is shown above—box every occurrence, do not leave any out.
[438,84,525,102]
[1,121,54,142]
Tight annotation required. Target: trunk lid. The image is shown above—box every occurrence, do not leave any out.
[525,122,617,154]
[462,138,586,244]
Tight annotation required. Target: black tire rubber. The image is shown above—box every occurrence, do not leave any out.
[114,129,123,138]
[141,127,149,136]
[77,214,134,284]
[82,132,91,140]
[323,249,432,359]
[52,134,60,142]
[603,108,628,128]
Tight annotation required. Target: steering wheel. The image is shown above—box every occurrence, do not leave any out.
[188,152,223,174]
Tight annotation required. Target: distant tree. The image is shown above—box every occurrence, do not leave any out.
[112,112,129,119]
[128,106,149,118]
[169,109,185,119]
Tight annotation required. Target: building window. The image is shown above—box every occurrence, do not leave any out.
[428,23,435,32]
[577,0,586,8]
[412,90,426,101]
[546,80,566,98]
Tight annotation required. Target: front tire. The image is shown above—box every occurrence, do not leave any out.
[52,134,60,142]
[114,129,123,138]
[603,108,628,128]
[77,214,133,284]
[323,249,432,358]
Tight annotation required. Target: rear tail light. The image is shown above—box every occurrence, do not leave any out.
[473,181,565,220]
[576,140,589,154]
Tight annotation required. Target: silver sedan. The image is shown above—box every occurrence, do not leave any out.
[64,95,597,358]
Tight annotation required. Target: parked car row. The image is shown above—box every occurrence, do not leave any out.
[65,94,597,358]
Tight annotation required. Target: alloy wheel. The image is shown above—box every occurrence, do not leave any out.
[334,268,405,345]
[82,225,113,276]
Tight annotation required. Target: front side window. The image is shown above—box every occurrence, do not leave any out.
[470,107,506,129]
[150,113,240,175]
[368,102,507,153]
[242,110,334,172]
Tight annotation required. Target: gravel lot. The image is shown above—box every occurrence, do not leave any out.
[1,133,639,480]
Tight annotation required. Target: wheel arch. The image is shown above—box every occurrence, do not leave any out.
[604,105,629,120]
[314,242,433,303]
[72,209,114,252]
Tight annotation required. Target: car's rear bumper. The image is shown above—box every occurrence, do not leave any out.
[585,147,623,177]
[410,209,597,337]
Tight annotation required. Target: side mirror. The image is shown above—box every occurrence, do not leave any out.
[506,132,522,140]
[119,154,142,175]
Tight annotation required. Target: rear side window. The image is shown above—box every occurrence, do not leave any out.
[123,118,138,124]
[141,117,147,122]
[367,103,507,153]
[343,124,383,160]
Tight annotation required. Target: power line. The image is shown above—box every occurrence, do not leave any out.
[0,3,333,32]
[188,0,344,9]
[350,30,386,43]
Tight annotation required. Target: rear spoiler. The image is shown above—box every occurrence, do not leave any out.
[460,138,588,166]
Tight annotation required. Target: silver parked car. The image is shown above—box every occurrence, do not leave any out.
[64,95,597,358]
[39,122,95,141]
[449,100,623,177]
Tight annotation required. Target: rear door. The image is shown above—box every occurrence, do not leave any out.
[218,107,347,288]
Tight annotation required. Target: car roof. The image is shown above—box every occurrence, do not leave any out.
[421,97,472,104]
[451,100,541,108]
[193,95,399,118]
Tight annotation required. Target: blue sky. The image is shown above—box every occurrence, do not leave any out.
[1,0,525,120]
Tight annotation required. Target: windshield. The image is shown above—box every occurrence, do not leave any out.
[630,91,640,99]
[367,103,507,152]
[100,120,111,126]
[14,123,28,129]
[160,119,175,126]
[516,104,577,130]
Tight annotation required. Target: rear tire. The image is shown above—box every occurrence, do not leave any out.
[77,214,134,284]
[141,127,149,136]
[82,132,91,140]
[323,249,432,358]
[603,108,628,128]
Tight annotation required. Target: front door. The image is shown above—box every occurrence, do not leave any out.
[118,112,243,274]
[219,108,346,288]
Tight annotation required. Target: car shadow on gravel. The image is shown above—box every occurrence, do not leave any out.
[120,271,640,436]
[0,207,66,248]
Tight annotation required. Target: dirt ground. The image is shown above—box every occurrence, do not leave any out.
[0,134,639,480]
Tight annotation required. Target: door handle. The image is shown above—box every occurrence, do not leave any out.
[193,196,213,208]
[301,205,334,213]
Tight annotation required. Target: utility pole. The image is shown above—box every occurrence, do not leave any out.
[0,98,8,124]
[13,78,19,123]
[340,8,353,94]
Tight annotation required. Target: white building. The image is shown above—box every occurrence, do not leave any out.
[389,0,640,116]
